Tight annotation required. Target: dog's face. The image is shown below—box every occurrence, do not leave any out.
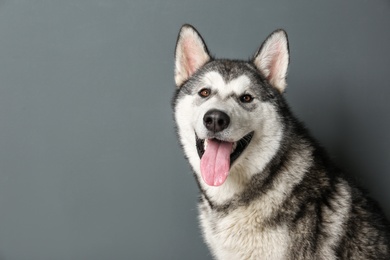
[173,25,289,188]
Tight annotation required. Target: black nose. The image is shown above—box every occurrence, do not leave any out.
[203,109,230,132]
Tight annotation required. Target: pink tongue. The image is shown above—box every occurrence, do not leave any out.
[200,139,233,186]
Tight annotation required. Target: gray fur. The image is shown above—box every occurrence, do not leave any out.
[173,24,390,259]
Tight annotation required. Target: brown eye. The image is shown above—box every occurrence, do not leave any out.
[240,94,253,103]
[199,88,211,98]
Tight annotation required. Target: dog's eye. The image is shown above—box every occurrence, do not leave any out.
[199,88,211,98]
[240,94,253,103]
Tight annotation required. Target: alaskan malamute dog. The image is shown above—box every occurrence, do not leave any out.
[172,24,390,259]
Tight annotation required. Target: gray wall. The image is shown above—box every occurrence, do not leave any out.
[0,0,389,259]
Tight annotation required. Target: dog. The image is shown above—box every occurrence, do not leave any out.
[172,24,390,259]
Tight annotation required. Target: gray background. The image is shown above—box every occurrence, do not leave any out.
[0,0,389,259]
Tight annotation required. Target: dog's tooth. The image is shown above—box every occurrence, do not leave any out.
[204,139,208,150]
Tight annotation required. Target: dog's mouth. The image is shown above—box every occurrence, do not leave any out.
[195,131,254,186]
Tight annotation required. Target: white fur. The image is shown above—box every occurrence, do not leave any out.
[199,139,313,260]
[194,73,258,142]
[200,206,290,259]
[175,72,284,205]
[203,72,251,99]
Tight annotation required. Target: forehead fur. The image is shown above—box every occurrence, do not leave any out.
[203,59,262,82]
[203,72,251,98]
[198,59,270,98]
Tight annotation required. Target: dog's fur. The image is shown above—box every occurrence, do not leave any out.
[172,24,390,259]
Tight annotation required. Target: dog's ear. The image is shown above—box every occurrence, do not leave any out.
[253,30,289,93]
[175,24,211,87]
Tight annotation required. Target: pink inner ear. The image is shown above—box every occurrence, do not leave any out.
[267,42,283,81]
[182,38,202,76]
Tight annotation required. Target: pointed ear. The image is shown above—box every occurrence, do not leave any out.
[253,29,289,93]
[174,24,211,87]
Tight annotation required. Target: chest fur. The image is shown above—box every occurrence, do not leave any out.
[199,203,290,260]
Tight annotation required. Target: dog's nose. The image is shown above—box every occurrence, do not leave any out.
[203,109,230,132]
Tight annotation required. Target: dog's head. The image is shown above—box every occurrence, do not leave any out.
[173,24,289,187]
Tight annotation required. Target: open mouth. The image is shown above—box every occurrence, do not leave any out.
[195,131,254,187]
[196,131,254,165]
